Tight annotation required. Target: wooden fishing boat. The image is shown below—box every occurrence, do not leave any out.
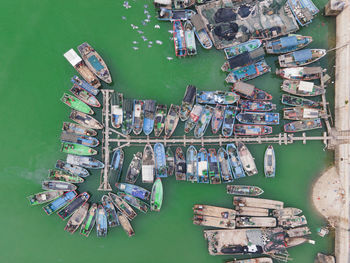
[236,112,279,125]
[281,94,320,108]
[64,49,101,89]
[125,152,142,184]
[142,144,155,183]
[69,110,103,129]
[42,191,77,215]
[80,203,97,237]
[61,93,94,115]
[191,14,212,49]
[115,183,151,201]
[110,149,124,183]
[197,148,209,183]
[231,82,272,101]
[101,195,119,228]
[154,104,167,137]
[150,178,163,212]
[96,205,107,237]
[48,169,84,183]
[77,42,112,83]
[154,143,167,178]
[224,39,262,59]
[164,104,180,138]
[184,104,203,133]
[193,214,236,229]
[175,147,186,180]
[208,148,221,184]
[233,196,284,210]
[278,49,326,67]
[122,98,134,135]
[173,20,187,57]
[284,118,322,132]
[166,147,175,176]
[109,193,137,220]
[276,66,322,80]
[217,148,234,183]
[184,21,197,56]
[265,34,313,54]
[196,91,239,104]
[273,207,302,217]
[239,100,276,112]
[226,144,245,179]
[211,104,225,134]
[278,215,308,228]
[234,124,273,136]
[65,203,89,234]
[286,226,311,238]
[58,192,90,220]
[186,145,198,183]
[62,122,97,137]
[221,47,265,72]
[179,85,196,121]
[227,185,264,196]
[42,180,77,191]
[70,84,101,107]
[236,142,257,176]
[264,145,275,178]
[71,75,99,96]
[117,192,148,213]
[287,0,319,26]
[225,60,271,83]
[283,106,323,120]
[194,105,214,138]
[281,80,325,96]
[143,100,156,135]
[235,216,277,228]
[60,131,99,148]
[117,211,135,237]
[61,142,97,156]
[133,100,144,135]
[66,154,104,169]
[157,8,195,21]
[111,92,123,129]
[226,257,273,263]
[27,190,64,205]
[222,106,236,137]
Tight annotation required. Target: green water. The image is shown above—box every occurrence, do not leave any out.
[1,0,336,262]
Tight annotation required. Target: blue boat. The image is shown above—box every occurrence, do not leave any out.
[208,149,221,184]
[217,148,234,183]
[55,160,90,177]
[42,191,77,215]
[154,143,167,178]
[117,192,149,213]
[60,131,99,148]
[287,0,319,26]
[115,183,151,201]
[224,39,262,59]
[101,195,120,228]
[158,8,195,21]
[191,14,212,49]
[278,49,326,68]
[71,75,99,96]
[173,20,187,57]
[194,105,214,138]
[186,145,198,183]
[57,192,90,220]
[236,112,280,125]
[226,144,246,179]
[110,149,124,183]
[143,100,156,135]
[222,106,236,137]
[96,205,108,237]
[197,148,209,183]
[265,35,313,54]
[196,91,240,105]
[111,93,123,129]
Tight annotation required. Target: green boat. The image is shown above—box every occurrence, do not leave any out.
[61,142,97,156]
[27,190,64,205]
[61,93,94,115]
[48,169,84,183]
[80,203,98,237]
[150,178,163,212]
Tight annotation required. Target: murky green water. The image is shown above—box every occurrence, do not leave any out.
[1,0,337,262]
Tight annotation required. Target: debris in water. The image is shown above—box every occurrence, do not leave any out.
[122,16,127,20]
[147,14,151,19]
[142,21,146,26]
[123,1,132,9]
[131,24,139,29]
[144,4,148,8]
[132,41,139,44]
[156,40,163,45]
[168,30,174,34]
[144,10,149,14]
[132,47,139,50]
[169,37,174,40]
[149,41,153,45]
[144,19,150,23]
[148,45,152,48]
[166,57,174,61]
[137,30,144,34]
[154,24,160,29]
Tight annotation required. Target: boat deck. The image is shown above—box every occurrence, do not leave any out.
[235,206,269,217]
[193,204,236,219]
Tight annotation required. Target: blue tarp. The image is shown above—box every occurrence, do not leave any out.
[280,36,298,48]
[292,49,312,62]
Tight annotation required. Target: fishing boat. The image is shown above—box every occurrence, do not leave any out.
[142,144,155,183]
[133,100,144,135]
[221,47,265,72]
[77,42,112,83]
[222,106,236,137]
[42,180,77,191]
[109,193,137,220]
[186,146,198,183]
[281,80,325,96]
[276,66,322,80]
[70,84,101,107]
[265,35,313,54]
[80,203,97,237]
[184,104,203,133]
[281,94,320,107]
[234,124,272,136]
[48,169,84,183]
[227,185,264,196]
[56,160,89,177]
[278,49,326,68]
[224,39,262,60]
[125,152,142,184]
[60,131,99,148]
[287,0,319,26]
[110,149,124,183]
[154,104,167,137]
[117,192,148,213]
[157,8,195,21]
[236,142,258,176]
[71,75,99,96]
[58,192,90,220]
[122,98,134,135]
[236,112,279,125]
[115,183,151,201]
[111,93,123,129]
[154,143,167,178]
[96,205,107,237]
[173,20,187,57]
[61,142,97,156]
[226,144,245,179]
[173,0,196,9]
[196,91,239,105]
[217,148,233,183]
[283,106,323,120]
[42,191,77,215]
[194,105,214,138]
[279,215,308,228]
[197,148,209,183]
[61,93,94,115]
[175,147,186,180]
[150,178,163,212]
[264,145,275,178]
[211,105,226,134]
[179,85,196,121]
[63,49,101,89]
[27,190,64,205]
[62,122,97,137]
[69,110,103,129]
[166,147,175,176]
[239,100,276,112]
[226,257,273,263]
[143,100,156,135]
[231,82,272,101]
[225,60,271,83]
[208,149,221,184]
[164,104,180,138]
[66,154,104,169]
[273,207,303,218]
[117,211,135,237]
[284,118,322,132]
[65,203,89,234]
[184,21,197,55]
[191,14,212,49]
[101,195,119,227]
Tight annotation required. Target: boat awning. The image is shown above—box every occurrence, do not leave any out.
[63,49,82,67]
[298,81,314,92]
[183,86,196,103]
[280,36,298,48]
[249,47,265,59]
[293,49,312,62]
[303,66,322,74]
[191,14,206,31]
[233,82,255,96]
[303,108,319,118]
[154,0,172,4]
[228,52,253,69]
